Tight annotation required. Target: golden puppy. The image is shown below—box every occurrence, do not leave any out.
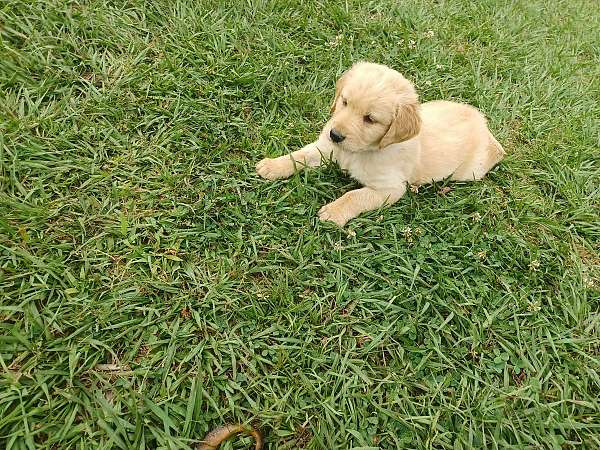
[256,62,505,226]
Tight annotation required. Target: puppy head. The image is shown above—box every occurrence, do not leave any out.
[327,62,421,152]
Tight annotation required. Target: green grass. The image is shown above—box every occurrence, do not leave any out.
[1,0,599,448]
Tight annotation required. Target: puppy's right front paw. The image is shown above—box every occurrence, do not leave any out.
[256,157,295,180]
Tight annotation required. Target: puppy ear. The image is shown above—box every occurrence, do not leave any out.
[379,102,421,149]
[330,70,350,114]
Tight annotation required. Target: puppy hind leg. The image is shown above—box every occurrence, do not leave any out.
[474,131,505,179]
[452,131,505,181]
[486,131,506,166]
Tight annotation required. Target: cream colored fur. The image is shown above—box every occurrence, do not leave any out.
[256,62,505,226]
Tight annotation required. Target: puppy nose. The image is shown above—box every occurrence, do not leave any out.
[329,128,346,143]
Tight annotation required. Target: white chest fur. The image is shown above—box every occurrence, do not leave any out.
[333,141,420,190]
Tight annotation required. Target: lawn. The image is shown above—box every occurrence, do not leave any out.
[1,0,599,448]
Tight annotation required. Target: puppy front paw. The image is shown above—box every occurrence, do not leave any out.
[318,201,352,227]
[256,156,296,180]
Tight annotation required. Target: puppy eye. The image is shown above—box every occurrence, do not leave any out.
[342,98,348,107]
[363,114,375,124]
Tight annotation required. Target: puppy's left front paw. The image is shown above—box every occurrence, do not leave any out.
[318,201,352,227]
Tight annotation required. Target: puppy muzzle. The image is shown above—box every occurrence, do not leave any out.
[329,129,346,143]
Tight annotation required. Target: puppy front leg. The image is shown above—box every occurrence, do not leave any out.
[256,125,335,180]
[318,186,406,226]
[256,141,334,180]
